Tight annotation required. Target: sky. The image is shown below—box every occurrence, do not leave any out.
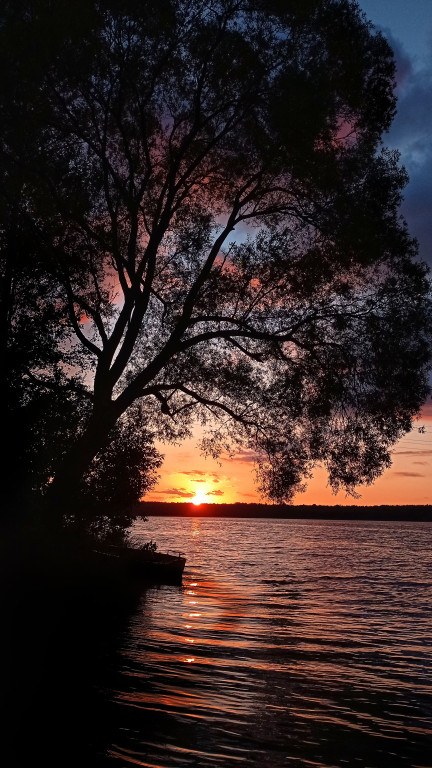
[146,0,432,507]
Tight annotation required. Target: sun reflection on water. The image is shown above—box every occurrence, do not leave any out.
[117,517,432,768]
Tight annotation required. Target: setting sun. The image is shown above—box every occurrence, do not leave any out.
[192,489,208,506]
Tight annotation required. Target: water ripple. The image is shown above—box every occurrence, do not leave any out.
[106,518,432,767]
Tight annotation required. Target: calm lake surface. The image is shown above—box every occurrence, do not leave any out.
[102,518,432,768]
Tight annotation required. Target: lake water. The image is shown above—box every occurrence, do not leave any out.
[102,517,432,768]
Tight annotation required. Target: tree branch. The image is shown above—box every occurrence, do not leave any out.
[63,277,102,358]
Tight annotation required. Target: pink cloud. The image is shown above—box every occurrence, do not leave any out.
[394,450,432,456]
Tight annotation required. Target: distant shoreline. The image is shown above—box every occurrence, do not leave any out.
[137,502,432,521]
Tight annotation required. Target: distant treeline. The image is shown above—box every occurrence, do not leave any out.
[137,502,432,521]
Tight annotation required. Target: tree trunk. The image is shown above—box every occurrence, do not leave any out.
[44,410,116,521]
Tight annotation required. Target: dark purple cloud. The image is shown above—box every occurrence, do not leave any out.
[383,34,432,267]
[390,34,413,89]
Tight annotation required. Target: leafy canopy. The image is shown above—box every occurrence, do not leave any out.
[1,0,431,519]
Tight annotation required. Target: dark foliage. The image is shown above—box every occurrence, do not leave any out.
[1,0,431,534]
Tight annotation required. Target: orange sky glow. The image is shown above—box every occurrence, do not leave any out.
[144,403,432,506]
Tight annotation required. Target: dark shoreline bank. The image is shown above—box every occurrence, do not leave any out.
[137,502,432,521]
[1,531,143,767]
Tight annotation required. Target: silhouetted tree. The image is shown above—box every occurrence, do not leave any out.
[0,2,164,533]
[1,0,431,531]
